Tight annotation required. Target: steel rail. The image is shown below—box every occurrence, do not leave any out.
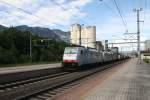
[0,60,127,100]
[0,72,69,90]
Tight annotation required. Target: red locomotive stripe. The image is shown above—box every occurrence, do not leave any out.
[63,60,77,63]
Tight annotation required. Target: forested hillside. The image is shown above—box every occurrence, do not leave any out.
[0,27,69,65]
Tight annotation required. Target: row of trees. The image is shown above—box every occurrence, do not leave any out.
[0,27,69,65]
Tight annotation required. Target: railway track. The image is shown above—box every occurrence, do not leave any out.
[0,60,126,100]
[0,72,70,90]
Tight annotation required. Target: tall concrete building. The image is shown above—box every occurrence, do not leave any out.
[81,26,96,48]
[145,40,150,51]
[70,24,81,45]
[71,24,96,48]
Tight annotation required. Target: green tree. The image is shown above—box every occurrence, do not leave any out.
[0,27,69,65]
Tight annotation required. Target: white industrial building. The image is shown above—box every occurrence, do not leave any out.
[71,24,96,48]
[141,40,150,61]
[70,24,81,45]
[145,40,150,51]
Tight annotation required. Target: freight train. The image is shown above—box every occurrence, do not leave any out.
[62,46,127,69]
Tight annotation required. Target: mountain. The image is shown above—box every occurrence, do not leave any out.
[0,25,70,42]
[0,25,7,32]
[15,25,61,41]
[52,29,70,43]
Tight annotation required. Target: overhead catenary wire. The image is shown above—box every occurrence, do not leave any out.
[0,0,65,27]
[50,0,89,25]
[0,1,45,26]
[100,0,138,51]
[99,0,116,15]
[143,0,147,27]
[99,0,128,32]
[112,0,128,32]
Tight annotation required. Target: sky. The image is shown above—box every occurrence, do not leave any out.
[0,0,149,51]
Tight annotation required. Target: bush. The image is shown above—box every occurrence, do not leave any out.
[143,59,150,63]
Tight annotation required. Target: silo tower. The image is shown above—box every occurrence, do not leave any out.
[71,24,81,45]
[85,26,96,48]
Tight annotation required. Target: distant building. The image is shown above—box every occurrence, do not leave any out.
[111,47,119,54]
[71,24,96,48]
[70,24,81,45]
[102,40,108,51]
[145,40,150,51]
[96,41,104,51]
[141,51,150,60]
[140,40,150,61]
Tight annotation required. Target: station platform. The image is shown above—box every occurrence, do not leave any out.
[0,63,61,84]
[0,63,61,74]
[84,59,150,100]
[52,59,150,100]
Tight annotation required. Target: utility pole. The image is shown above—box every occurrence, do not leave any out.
[133,8,143,62]
[29,32,32,62]
[79,25,81,46]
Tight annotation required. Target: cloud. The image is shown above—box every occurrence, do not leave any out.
[0,0,91,27]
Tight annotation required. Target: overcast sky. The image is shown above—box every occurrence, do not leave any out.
[0,0,149,51]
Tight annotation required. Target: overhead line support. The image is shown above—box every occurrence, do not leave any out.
[133,8,144,63]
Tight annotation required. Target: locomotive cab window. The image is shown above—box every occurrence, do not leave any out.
[64,47,77,54]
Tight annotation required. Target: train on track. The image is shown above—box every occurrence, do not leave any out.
[62,46,128,69]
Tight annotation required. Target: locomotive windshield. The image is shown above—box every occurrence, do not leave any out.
[64,47,78,54]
